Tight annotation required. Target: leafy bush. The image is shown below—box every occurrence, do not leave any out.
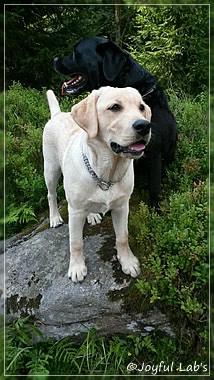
[0,93,4,239]
[128,89,208,361]
[163,90,208,194]
[5,83,78,236]
[131,183,208,315]
[5,6,209,95]
[5,317,208,376]
[128,5,209,94]
[5,5,135,91]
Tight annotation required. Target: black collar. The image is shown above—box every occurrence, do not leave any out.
[141,84,156,99]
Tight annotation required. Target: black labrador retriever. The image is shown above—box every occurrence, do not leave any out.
[54,37,177,213]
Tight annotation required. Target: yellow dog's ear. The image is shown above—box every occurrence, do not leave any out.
[71,90,100,139]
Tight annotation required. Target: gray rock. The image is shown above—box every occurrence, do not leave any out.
[0,252,4,315]
[6,221,175,340]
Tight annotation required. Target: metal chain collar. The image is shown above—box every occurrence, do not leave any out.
[82,152,114,191]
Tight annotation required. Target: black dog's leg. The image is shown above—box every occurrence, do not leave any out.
[146,152,162,215]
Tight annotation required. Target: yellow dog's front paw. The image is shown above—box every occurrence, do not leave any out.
[68,262,87,283]
[50,214,64,228]
[118,253,140,278]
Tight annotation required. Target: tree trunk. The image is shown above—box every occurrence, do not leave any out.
[115,2,122,45]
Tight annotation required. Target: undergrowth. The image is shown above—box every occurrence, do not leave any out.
[5,83,83,237]
[128,89,209,372]
[4,317,208,377]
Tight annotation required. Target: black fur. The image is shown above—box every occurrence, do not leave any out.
[54,37,177,213]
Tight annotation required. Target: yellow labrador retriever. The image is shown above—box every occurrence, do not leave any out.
[43,87,151,282]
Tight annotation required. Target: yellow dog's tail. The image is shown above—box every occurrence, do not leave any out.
[46,90,61,118]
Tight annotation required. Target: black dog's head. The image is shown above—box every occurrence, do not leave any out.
[54,37,156,97]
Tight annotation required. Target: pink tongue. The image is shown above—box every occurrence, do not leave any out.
[129,143,145,151]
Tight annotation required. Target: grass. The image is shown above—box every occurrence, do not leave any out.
[3,318,209,377]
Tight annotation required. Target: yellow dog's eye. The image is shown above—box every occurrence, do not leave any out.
[108,104,122,112]
[140,104,145,111]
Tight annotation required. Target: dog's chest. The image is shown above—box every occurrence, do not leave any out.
[87,186,128,215]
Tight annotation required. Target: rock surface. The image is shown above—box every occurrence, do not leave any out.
[0,252,4,315]
[5,219,174,340]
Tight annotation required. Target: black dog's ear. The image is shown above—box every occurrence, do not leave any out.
[96,40,127,81]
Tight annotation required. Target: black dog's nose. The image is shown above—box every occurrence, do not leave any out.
[132,119,151,135]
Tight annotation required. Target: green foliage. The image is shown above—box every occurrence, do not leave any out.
[165,91,208,193]
[6,203,37,225]
[0,93,4,239]
[5,5,208,94]
[132,184,207,315]
[6,317,44,375]
[129,5,209,94]
[5,83,80,236]
[0,317,4,380]
[5,318,208,376]
[6,84,46,235]
[5,5,135,91]
[5,320,130,375]
[128,90,208,362]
